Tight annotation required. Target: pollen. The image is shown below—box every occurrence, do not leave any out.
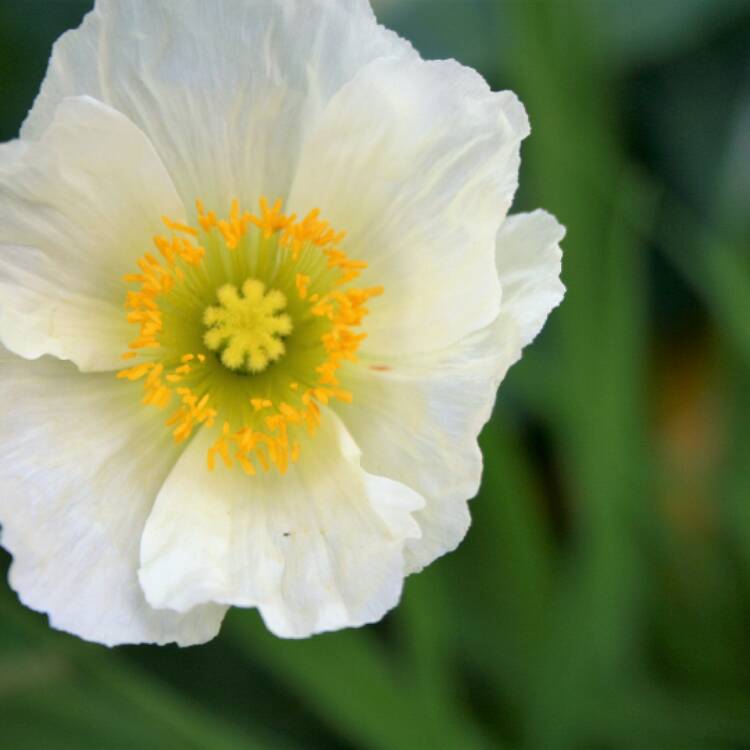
[119,197,382,477]
[203,280,292,373]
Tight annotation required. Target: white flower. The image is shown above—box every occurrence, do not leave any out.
[0,0,564,646]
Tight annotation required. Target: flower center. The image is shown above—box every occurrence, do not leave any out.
[203,280,292,374]
[118,198,383,476]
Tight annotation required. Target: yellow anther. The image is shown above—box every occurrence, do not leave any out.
[120,197,381,477]
[117,362,153,381]
[248,197,294,239]
[295,273,310,300]
[278,402,302,421]
[161,215,199,237]
[290,442,301,463]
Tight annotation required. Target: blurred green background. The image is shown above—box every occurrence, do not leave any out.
[1,1,750,748]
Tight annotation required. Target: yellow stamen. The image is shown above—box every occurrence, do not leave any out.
[248,197,295,239]
[119,197,382,477]
[161,215,199,237]
[295,273,310,300]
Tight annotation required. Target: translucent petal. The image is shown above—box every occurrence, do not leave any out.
[336,313,521,573]
[0,96,185,371]
[334,210,564,572]
[289,57,529,354]
[496,210,566,346]
[139,412,423,638]
[22,0,416,211]
[0,347,226,646]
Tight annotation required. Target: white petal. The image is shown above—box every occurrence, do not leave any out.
[22,0,416,211]
[333,212,564,572]
[496,210,566,346]
[289,56,529,355]
[0,96,185,371]
[0,347,226,646]
[335,313,522,573]
[139,412,424,638]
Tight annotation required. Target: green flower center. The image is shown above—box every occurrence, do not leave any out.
[118,197,383,476]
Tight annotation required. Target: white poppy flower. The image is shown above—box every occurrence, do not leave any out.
[0,0,564,646]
